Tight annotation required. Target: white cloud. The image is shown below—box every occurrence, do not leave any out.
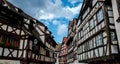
[32,0,82,20]
[63,3,82,20]
[65,4,82,14]
[57,24,67,35]
[52,20,60,25]
[38,13,55,20]
[52,20,67,35]
[8,0,82,22]
[40,10,44,13]
[68,0,78,4]
[68,0,82,4]
[44,21,50,26]
[8,0,82,43]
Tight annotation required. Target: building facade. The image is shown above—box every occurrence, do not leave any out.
[67,21,74,64]
[0,0,57,64]
[59,37,68,64]
[72,19,78,63]
[77,0,120,64]
[111,0,120,52]
[67,19,78,64]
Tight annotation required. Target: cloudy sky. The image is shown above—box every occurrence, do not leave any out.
[8,0,83,43]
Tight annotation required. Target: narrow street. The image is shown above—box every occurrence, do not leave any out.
[0,0,120,64]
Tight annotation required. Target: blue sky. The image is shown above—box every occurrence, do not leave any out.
[8,0,83,43]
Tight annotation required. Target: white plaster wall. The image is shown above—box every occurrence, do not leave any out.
[111,0,120,50]
[0,60,20,64]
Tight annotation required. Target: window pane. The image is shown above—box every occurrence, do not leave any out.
[89,40,93,49]
[78,32,81,39]
[97,9,104,23]
[111,31,116,41]
[109,18,114,24]
[92,0,97,6]
[96,34,102,46]
[90,19,94,29]
[108,11,113,17]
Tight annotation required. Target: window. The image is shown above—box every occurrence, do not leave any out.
[96,34,102,46]
[46,50,49,57]
[97,9,104,23]
[111,31,116,41]
[83,8,90,19]
[92,0,97,6]
[78,32,81,39]
[81,30,83,37]
[77,19,81,26]
[89,40,93,49]
[78,47,81,53]
[109,18,114,24]
[84,43,87,51]
[0,34,19,48]
[82,45,85,52]
[32,38,40,54]
[34,39,38,45]
[90,19,95,29]
[108,11,113,17]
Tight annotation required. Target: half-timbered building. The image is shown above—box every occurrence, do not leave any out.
[77,0,120,64]
[111,0,120,53]
[59,37,68,64]
[67,19,78,64]
[0,0,57,64]
[67,21,74,64]
[72,19,78,63]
